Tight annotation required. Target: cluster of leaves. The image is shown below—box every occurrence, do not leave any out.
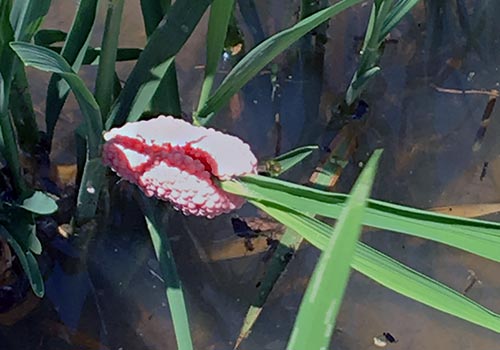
[0,0,57,297]
[2,0,500,350]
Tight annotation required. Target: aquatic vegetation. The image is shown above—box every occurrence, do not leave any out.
[103,115,257,218]
[2,1,500,349]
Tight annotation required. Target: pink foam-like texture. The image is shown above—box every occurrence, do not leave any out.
[102,116,257,218]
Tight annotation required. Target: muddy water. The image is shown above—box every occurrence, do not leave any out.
[3,0,500,349]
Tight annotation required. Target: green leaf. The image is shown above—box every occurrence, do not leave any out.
[0,6,26,195]
[11,42,103,158]
[47,46,143,65]
[381,0,421,39]
[196,0,365,123]
[221,175,500,263]
[235,231,301,348]
[140,0,171,36]
[0,0,14,69]
[34,28,67,46]
[0,225,44,297]
[9,61,40,152]
[250,201,500,334]
[141,3,181,117]
[235,137,358,348]
[346,65,380,105]
[95,0,124,118]
[7,209,41,255]
[141,195,193,350]
[106,0,211,128]
[76,157,105,223]
[45,0,99,142]
[287,150,381,349]
[272,145,318,176]
[17,190,57,215]
[195,0,235,117]
[10,0,51,42]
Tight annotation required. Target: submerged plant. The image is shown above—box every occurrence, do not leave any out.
[103,115,257,218]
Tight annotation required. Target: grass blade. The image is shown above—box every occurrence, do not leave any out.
[10,0,51,41]
[34,28,67,46]
[195,0,235,116]
[221,175,500,263]
[250,201,500,334]
[234,133,354,349]
[46,46,143,65]
[287,150,381,349]
[11,42,104,221]
[196,0,365,123]
[381,0,421,39]
[0,225,44,297]
[11,42,102,156]
[95,0,124,118]
[140,0,171,36]
[0,0,27,195]
[141,196,193,350]
[9,62,39,152]
[141,0,181,116]
[106,0,211,128]
[45,0,99,143]
[272,145,319,176]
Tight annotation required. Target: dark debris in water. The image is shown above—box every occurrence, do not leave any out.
[383,332,398,343]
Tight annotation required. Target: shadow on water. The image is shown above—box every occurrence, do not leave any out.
[3,0,500,349]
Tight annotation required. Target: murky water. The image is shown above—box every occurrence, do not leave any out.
[3,0,500,349]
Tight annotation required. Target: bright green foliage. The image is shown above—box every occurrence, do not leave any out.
[346,0,420,104]
[106,0,211,128]
[195,0,235,119]
[196,0,366,123]
[45,0,99,142]
[222,175,500,263]
[287,150,381,350]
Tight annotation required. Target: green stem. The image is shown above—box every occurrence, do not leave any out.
[0,110,26,195]
[140,195,194,350]
[9,63,39,152]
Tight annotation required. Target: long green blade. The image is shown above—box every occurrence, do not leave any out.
[250,201,500,334]
[287,150,381,350]
[11,42,102,156]
[195,0,235,116]
[95,0,124,118]
[106,0,211,128]
[0,225,44,297]
[45,0,99,142]
[11,42,104,221]
[141,0,181,116]
[196,0,364,123]
[141,196,193,350]
[381,0,421,39]
[221,175,500,263]
[140,0,171,36]
[10,0,51,41]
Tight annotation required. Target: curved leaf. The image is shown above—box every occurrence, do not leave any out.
[0,225,44,297]
[196,0,365,122]
[221,175,500,263]
[10,42,102,157]
[18,190,57,215]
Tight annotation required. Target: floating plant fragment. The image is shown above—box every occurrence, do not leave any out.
[103,115,257,218]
